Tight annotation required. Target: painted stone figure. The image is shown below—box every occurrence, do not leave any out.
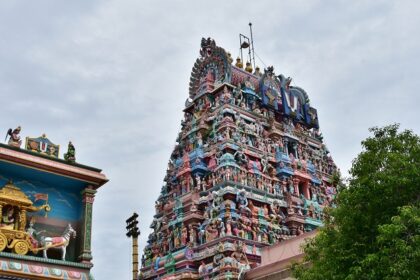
[40,224,76,260]
[26,217,45,249]
[188,224,197,246]
[64,141,76,162]
[236,189,250,214]
[5,126,22,147]
[1,206,15,229]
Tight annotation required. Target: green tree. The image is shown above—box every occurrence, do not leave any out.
[293,124,420,280]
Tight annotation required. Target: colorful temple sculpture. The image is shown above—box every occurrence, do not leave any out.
[140,38,338,280]
[0,129,108,280]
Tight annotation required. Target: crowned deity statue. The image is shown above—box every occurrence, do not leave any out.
[64,141,76,163]
[236,189,250,214]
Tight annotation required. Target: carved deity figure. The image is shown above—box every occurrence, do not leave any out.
[1,206,15,229]
[226,218,232,235]
[196,132,203,147]
[205,222,218,242]
[195,174,202,191]
[248,200,259,219]
[270,200,286,224]
[208,191,220,219]
[181,225,188,245]
[64,141,76,162]
[198,261,208,277]
[173,227,181,248]
[208,154,218,171]
[232,241,250,276]
[288,179,295,195]
[182,151,190,169]
[236,189,250,214]
[312,190,318,202]
[198,222,206,244]
[6,126,22,147]
[221,85,232,104]
[297,225,304,235]
[273,182,282,197]
[217,218,226,237]
[190,202,197,213]
[188,224,197,246]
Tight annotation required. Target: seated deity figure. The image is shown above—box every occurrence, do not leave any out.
[6,126,22,147]
[236,189,250,214]
[1,206,15,229]
[205,222,218,242]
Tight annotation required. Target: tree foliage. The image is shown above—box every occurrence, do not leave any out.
[293,124,420,280]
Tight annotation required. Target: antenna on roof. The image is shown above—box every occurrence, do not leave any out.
[249,22,256,70]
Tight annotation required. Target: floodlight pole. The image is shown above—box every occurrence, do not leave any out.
[126,212,140,280]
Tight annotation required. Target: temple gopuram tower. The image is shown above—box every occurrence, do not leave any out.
[140,38,338,280]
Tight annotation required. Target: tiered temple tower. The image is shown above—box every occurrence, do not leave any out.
[140,38,338,280]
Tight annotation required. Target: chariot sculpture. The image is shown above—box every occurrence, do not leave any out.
[0,182,76,259]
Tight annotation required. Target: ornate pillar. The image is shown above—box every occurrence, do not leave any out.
[293,178,300,196]
[284,139,289,155]
[303,182,311,199]
[78,186,97,263]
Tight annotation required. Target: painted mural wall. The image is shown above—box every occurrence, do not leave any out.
[0,163,84,261]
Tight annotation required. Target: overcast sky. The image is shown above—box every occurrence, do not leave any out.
[1,1,419,279]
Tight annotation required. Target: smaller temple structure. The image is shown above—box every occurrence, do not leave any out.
[0,127,108,280]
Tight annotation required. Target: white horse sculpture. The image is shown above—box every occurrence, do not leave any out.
[40,224,76,260]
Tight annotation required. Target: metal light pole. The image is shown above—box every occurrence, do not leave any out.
[249,22,256,70]
[126,212,140,280]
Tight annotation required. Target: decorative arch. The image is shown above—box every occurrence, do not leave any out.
[189,38,232,99]
[289,86,310,105]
